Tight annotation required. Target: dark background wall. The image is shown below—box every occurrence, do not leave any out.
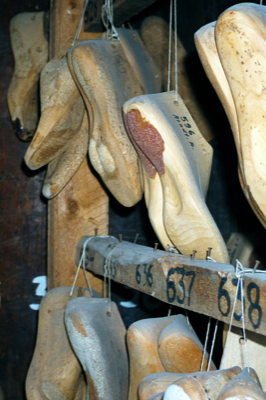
[0,1,49,398]
[1,0,266,399]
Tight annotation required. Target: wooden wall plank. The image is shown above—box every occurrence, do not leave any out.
[85,0,157,31]
[48,0,108,292]
[76,236,266,335]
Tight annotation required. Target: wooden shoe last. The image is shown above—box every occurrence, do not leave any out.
[195,20,266,228]
[124,92,229,262]
[68,39,143,207]
[119,27,172,247]
[24,40,85,171]
[217,368,266,400]
[42,112,89,198]
[26,286,91,400]
[139,372,190,400]
[65,297,128,400]
[215,4,266,226]
[158,314,215,373]
[194,22,240,152]
[163,367,242,400]
[123,116,173,249]
[127,316,175,400]
[7,12,48,141]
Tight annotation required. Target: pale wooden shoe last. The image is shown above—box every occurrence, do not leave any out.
[26,286,91,400]
[119,30,172,248]
[24,40,85,171]
[124,92,229,262]
[195,19,266,228]
[194,21,259,222]
[163,367,242,400]
[127,316,175,400]
[7,12,48,141]
[42,112,89,199]
[69,39,143,207]
[216,4,266,226]
[194,22,240,157]
[142,168,174,249]
[217,368,266,400]
[65,297,128,400]
[123,113,173,249]
[158,314,215,373]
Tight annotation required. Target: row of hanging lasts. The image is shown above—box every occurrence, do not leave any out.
[7,0,266,264]
[8,1,266,265]
[6,0,232,264]
[6,6,217,261]
[25,282,266,400]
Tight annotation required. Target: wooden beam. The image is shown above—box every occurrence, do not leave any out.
[76,236,266,335]
[85,0,157,32]
[48,0,108,292]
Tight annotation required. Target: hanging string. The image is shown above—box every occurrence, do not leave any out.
[207,319,219,371]
[108,255,112,313]
[70,236,94,296]
[173,0,178,102]
[240,271,250,372]
[260,0,263,5]
[70,235,112,297]
[220,260,258,370]
[200,316,211,371]
[220,275,240,369]
[167,0,173,92]
[185,309,191,326]
[101,0,119,41]
[72,0,90,46]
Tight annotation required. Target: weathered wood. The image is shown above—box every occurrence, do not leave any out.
[76,236,266,335]
[48,0,108,291]
[85,0,157,32]
[49,0,100,58]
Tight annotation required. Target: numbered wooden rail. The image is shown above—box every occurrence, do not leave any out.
[76,236,266,335]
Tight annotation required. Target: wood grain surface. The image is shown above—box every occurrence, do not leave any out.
[76,236,266,335]
[48,0,108,291]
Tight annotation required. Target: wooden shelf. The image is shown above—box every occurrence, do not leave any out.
[76,236,266,335]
